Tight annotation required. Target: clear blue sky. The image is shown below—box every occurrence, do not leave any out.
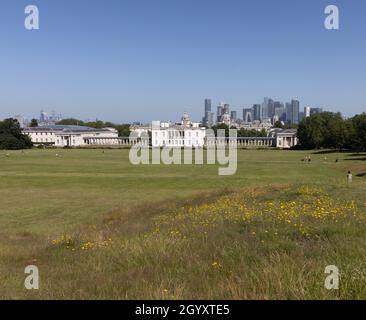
[0,0,365,123]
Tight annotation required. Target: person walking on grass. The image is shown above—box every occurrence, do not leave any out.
[347,170,353,184]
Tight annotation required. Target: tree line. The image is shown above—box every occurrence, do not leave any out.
[297,112,366,150]
[211,124,267,137]
[56,118,131,137]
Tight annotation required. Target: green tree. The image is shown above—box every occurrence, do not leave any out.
[0,119,33,150]
[57,118,85,126]
[323,113,350,150]
[114,124,131,137]
[29,119,38,127]
[349,113,366,150]
[298,112,352,150]
[274,120,284,129]
[211,124,230,137]
[237,128,267,137]
[56,118,131,137]
[298,114,326,149]
[85,120,104,129]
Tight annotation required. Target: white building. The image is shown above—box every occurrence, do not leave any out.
[269,129,298,149]
[129,124,151,138]
[23,125,119,147]
[151,113,206,148]
[236,120,273,132]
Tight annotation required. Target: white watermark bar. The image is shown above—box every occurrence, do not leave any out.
[129,129,238,176]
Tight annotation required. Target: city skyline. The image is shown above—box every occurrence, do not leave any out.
[8,95,334,129]
[1,0,366,122]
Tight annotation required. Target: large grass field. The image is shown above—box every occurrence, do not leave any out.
[0,148,366,299]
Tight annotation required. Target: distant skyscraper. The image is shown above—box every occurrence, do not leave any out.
[262,97,274,120]
[253,104,261,121]
[274,106,286,122]
[230,111,237,122]
[291,99,300,124]
[223,104,230,115]
[203,99,212,126]
[274,101,284,112]
[221,113,231,126]
[205,99,212,114]
[268,99,275,119]
[285,102,292,124]
[40,110,48,123]
[243,108,254,123]
[217,107,223,123]
[286,100,300,124]
[217,103,225,123]
[273,101,284,121]
[206,112,214,128]
[261,98,269,120]
[298,112,305,122]
[304,106,311,118]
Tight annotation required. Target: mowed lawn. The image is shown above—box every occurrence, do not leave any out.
[0,148,365,299]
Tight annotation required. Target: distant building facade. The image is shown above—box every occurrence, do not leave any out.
[262,97,274,122]
[217,104,224,123]
[286,99,300,124]
[243,108,254,124]
[253,104,261,121]
[269,129,298,149]
[23,125,119,147]
[152,113,206,148]
[202,99,214,127]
